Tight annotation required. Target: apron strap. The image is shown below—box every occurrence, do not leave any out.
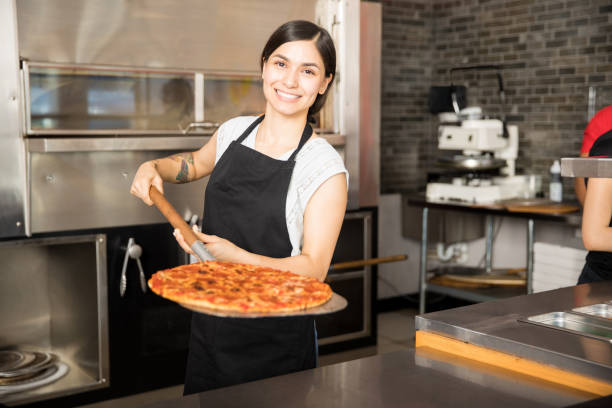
[288,123,313,162]
[235,115,265,144]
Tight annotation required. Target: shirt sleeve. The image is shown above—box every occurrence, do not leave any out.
[295,140,348,212]
[214,117,248,164]
[215,120,230,164]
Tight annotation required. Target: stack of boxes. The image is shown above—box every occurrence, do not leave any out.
[533,242,586,292]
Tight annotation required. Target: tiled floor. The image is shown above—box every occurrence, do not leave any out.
[82,308,418,408]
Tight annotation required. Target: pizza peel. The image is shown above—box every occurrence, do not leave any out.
[147,186,347,317]
[149,186,215,261]
[178,292,348,318]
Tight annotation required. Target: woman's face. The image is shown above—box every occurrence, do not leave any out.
[262,40,332,117]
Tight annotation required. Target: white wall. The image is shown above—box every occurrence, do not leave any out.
[377,194,421,298]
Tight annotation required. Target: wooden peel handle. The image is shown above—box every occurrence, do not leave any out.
[330,255,408,271]
[149,186,198,247]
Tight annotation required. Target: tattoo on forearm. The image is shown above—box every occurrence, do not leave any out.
[170,153,194,183]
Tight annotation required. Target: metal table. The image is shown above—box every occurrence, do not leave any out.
[561,157,612,178]
[133,284,611,408]
[416,281,612,384]
[141,349,594,408]
[405,195,581,313]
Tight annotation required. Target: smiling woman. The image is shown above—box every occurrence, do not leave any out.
[130,20,348,395]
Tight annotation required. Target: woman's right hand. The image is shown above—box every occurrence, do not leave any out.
[130,161,164,206]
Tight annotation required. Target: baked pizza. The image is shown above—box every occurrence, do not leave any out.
[148,261,333,314]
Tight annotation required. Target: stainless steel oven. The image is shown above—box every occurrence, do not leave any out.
[0,234,109,406]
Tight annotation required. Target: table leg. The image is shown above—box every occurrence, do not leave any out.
[419,207,429,314]
[485,215,494,274]
[527,218,534,294]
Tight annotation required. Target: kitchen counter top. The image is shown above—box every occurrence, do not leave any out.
[561,157,612,178]
[416,281,612,383]
[132,284,610,408]
[141,349,595,408]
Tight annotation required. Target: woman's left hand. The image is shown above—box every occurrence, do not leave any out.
[173,226,243,262]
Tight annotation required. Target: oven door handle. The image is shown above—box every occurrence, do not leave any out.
[180,121,220,135]
[26,137,208,153]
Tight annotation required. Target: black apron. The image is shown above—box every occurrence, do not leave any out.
[183,115,317,395]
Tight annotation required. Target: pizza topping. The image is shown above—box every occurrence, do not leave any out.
[148,261,332,314]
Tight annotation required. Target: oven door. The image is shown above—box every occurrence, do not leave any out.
[104,224,191,396]
[316,210,376,350]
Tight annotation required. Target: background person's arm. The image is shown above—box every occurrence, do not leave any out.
[582,177,612,251]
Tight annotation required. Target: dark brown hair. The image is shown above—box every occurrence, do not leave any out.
[260,20,336,117]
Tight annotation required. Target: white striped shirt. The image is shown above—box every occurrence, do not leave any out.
[215,116,348,256]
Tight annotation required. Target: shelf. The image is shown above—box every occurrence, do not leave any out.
[426,282,526,303]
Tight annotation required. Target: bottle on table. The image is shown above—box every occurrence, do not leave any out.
[549,159,563,202]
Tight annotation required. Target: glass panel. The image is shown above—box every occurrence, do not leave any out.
[204,75,265,124]
[330,216,365,271]
[594,85,612,113]
[588,84,612,121]
[28,66,195,132]
[315,276,365,338]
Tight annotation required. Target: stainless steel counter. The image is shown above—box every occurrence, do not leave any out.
[141,348,593,408]
[416,282,612,383]
[101,284,611,407]
[561,157,612,178]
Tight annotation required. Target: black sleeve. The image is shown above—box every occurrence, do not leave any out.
[589,129,612,157]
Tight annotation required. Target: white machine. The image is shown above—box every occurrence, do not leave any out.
[426,117,531,204]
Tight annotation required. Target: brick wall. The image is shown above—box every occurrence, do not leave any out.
[378,0,434,192]
[379,0,612,198]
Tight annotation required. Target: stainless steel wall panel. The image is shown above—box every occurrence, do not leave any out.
[0,0,27,238]
[0,242,52,348]
[16,0,316,72]
[359,2,381,207]
[332,0,361,209]
[29,151,208,233]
